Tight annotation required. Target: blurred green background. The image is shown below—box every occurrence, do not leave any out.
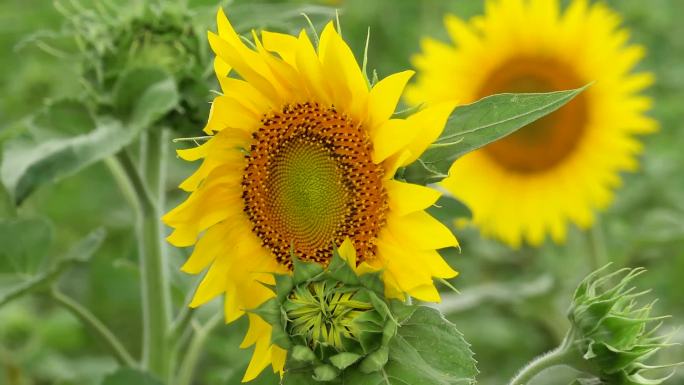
[1,0,682,384]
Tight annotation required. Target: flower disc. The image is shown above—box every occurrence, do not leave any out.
[242,102,388,267]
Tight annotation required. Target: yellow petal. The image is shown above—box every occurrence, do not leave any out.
[367,70,415,131]
[318,22,368,118]
[371,119,418,163]
[407,283,441,302]
[295,30,332,105]
[214,56,232,92]
[337,237,358,268]
[402,102,457,166]
[271,345,287,376]
[385,180,441,216]
[207,31,281,106]
[241,313,270,348]
[203,95,260,134]
[242,326,272,382]
[181,221,233,274]
[189,258,229,307]
[387,210,458,250]
[262,30,298,67]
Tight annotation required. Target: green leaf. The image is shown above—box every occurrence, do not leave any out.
[0,227,105,307]
[344,306,478,385]
[403,87,588,184]
[29,99,95,139]
[0,178,14,218]
[113,67,180,130]
[102,368,164,385]
[0,217,53,275]
[426,195,472,226]
[2,118,130,204]
[313,364,340,381]
[328,250,361,286]
[292,257,325,284]
[251,297,282,326]
[330,352,362,370]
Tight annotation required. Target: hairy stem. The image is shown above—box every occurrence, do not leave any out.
[50,288,136,367]
[509,332,575,385]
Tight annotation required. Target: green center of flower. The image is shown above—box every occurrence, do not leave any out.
[477,56,588,173]
[242,102,388,268]
[285,281,372,351]
[268,139,349,254]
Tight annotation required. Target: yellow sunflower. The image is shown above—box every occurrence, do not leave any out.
[406,0,657,247]
[163,10,459,381]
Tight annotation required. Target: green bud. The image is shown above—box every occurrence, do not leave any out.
[566,266,680,384]
[292,345,317,363]
[44,2,211,132]
[313,364,340,382]
[252,252,402,381]
[359,345,389,374]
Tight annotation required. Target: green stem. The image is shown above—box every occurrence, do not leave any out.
[50,288,136,367]
[174,314,223,385]
[137,129,172,378]
[508,332,575,385]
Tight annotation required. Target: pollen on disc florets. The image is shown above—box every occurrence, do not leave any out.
[242,102,388,268]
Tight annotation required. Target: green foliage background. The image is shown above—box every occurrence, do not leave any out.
[1,0,682,384]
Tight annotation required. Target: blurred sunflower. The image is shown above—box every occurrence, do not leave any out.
[163,10,458,381]
[406,0,657,247]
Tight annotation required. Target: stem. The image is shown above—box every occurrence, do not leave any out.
[137,129,172,378]
[508,332,575,385]
[174,314,223,385]
[50,288,136,367]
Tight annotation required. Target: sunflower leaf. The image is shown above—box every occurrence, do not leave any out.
[403,86,589,185]
[0,224,105,308]
[1,118,130,205]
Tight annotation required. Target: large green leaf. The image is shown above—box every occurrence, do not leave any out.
[283,306,477,385]
[403,87,588,185]
[0,225,105,307]
[28,98,96,139]
[1,118,130,204]
[102,368,164,385]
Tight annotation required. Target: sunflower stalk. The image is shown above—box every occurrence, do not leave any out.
[138,128,172,379]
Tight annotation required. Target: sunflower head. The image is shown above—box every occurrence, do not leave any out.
[163,9,460,381]
[567,267,679,384]
[252,245,406,381]
[407,0,657,247]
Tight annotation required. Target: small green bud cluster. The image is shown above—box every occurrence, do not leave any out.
[48,1,212,131]
[252,251,405,382]
[567,267,680,384]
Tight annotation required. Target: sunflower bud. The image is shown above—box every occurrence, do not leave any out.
[566,266,679,384]
[47,2,210,131]
[252,250,405,382]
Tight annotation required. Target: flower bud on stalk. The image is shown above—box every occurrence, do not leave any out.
[565,267,680,384]
[251,249,409,382]
[511,266,681,385]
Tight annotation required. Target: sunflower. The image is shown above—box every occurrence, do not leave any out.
[163,10,459,381]
[406,0,656,247]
